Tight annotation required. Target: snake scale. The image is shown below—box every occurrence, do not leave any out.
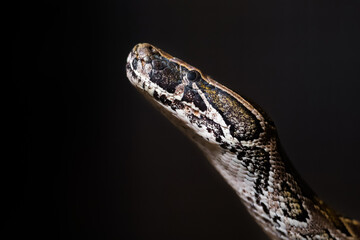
[126,43,360,240]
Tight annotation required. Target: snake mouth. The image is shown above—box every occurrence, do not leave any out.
[126,45,142,88]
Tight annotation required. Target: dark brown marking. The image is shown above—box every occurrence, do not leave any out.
[149,56,182,94]
[188,114,224,140]
[181,86,207,111]
[196,79,262,141]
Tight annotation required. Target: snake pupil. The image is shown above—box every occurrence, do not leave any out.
[187,70,199,81]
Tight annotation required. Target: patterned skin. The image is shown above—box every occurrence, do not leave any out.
[126,43,360,240]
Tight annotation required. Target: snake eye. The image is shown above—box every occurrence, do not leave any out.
[187,70,200,81]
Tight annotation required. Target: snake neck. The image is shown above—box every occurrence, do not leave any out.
[196,128,360,240]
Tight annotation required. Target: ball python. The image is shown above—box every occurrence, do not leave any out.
[125,43,360,240]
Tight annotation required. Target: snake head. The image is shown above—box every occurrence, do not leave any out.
[126,43,268,153]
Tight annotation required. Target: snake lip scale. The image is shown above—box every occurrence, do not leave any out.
[126,43,360,240]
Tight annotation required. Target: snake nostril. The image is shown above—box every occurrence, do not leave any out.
[132,58,138,70]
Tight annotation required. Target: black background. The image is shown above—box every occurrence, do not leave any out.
[13,0,360,239]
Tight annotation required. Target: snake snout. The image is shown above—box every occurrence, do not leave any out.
[133,43,158,62]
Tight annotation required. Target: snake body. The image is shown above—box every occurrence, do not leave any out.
[126,43,360,240]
